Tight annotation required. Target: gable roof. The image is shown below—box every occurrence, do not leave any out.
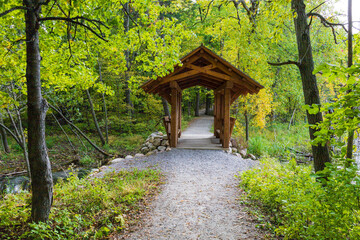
[141,45,264,103]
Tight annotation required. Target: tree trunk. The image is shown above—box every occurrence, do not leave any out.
[0,114,10,153]
[205,93,211,115]
[25,1,53,222]
[245,110,249,141]
[161,98,170,116]
[195,91,200,116]
[188,101,191,116]
[346,0,354,160]
[85,89,106,146]
[292,0,331,172]
[124,2,133,117]
[98,55,109,144]
[288,108,297,130]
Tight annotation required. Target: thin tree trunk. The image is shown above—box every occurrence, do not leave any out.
[85,89,106,146]
[346,0,354,160]
[188,101,191,116]
[0,121,23,148]
[245,110,249,141]
[195,91,200,116]
[6,108,21,141]
[161,98,170,116]
[98,55,109,144]
[25,0,53,222]
[0,114,10,153]
[288,108,297,130]
[205,93,211,115]
[124,2,133,117]
[292,0,331,172]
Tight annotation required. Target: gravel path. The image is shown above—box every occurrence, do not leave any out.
[104,149,265,240]
[101,116,266,239]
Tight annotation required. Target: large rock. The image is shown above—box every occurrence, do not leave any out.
[141,147,149,154]
[248,153,257,160]
[147,143,155,151]
[166,147,171,151]
[239,149,247,158]
[161,140,169,146]
[146,151,154,156]
[111,158,124,164]
[134,153,145,158]
[158,146,166,152]
[231,147,238,153]
[125,155,133,159]
[163,135,168,140]
[153,138,162,147]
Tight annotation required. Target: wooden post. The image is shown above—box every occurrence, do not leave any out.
[223,81,232,148]
[178,91,182,137]
[213,92,218,136]
[221,93,225,143]
[170,81,181,147]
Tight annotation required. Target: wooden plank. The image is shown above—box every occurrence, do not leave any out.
[170,87,178,147]
[223,87,231,148]
[166,70,200,82]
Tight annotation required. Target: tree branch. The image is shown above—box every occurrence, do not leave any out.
[307,12,347,44]
[267,60,299,67]
[0,6,28,18]
[38,16,109,42]
[48,103,112,157]
[308,2,326,15]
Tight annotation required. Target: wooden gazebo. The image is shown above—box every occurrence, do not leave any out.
[141,45,264,148]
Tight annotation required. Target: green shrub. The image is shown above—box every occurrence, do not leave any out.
[242,123,310,158]
[0,169,161,239]
[79,155,95,166]
[239,158,360,239]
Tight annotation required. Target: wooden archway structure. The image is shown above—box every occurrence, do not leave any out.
[141,45,264,148]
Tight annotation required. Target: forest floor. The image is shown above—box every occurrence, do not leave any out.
[95,116,272,239]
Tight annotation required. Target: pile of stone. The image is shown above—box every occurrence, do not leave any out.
[140,131,171,155]
[225,140,257,160]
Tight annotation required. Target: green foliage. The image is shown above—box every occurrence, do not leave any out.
[245,123,310,158]
[240,159,360,239]
[311,63,360,156]
[0,169,161,239]
[79,155,95,166]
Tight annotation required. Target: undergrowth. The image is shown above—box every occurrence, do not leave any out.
[239,158,360,239]
[0,169,161,239]
[246,123,310,158]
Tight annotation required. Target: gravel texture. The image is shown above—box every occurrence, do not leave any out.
[103,149,266,240]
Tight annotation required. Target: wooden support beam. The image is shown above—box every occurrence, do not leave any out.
[214,81,233,93]
[178,91,182,138]
[159,93,171,103]
[223,87,231,148]
[214,92,219,136]
[170,81,181,92]
[170,85,179,147]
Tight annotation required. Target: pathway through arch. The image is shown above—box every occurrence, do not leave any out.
[106,116,268,239]
[177,115,223,150]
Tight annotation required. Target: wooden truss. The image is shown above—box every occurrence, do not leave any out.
[141,45,264,148]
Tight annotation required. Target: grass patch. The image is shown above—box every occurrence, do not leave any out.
[0,169,161,239]
[243,123,311,158]
[239,158,360,239]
